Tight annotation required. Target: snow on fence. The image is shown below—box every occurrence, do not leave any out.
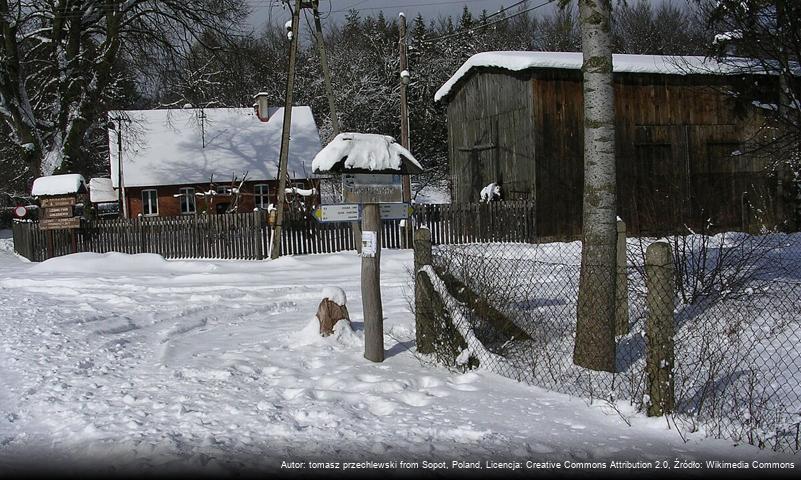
[416,231,801,453]
[11,201,537,261]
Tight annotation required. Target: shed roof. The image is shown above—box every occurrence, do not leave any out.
[89,177,118,203]
[31,174,87,196]
[435,51,770,103]
[108,107,321,188]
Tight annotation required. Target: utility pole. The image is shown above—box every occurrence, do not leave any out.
[109,116,130,218]
[312,0,339,137]
[399,12,412,204]
[270,0,302,260]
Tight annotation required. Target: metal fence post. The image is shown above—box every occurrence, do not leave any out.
[414,227,435,354]
[615,218,630,335]
[645,240,675,417]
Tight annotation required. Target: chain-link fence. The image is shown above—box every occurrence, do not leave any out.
[414,228,801,452]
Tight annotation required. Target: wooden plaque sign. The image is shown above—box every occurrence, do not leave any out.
[40,217,81,230]
[43,205,74,219]
[40,197,77,208]
[342,174,403,204]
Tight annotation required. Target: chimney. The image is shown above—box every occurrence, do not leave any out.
[254,92,270,122]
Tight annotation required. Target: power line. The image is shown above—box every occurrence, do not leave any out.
[331,0,507,14]
[422,0,555,44]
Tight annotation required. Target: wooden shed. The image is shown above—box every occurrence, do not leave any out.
[436,51,790,237]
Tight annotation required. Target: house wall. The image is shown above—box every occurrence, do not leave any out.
[446,68,776,237]
[123,179,318,218]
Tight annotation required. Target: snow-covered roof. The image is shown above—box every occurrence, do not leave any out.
[31,174,87,196]
[109,107,321,188]
[312,133,423,174]
[89,177,118,203]
[435,51,767,102]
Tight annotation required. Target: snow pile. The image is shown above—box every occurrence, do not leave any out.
[480,182,501,202]
[435,51,767,102]
[88,178,117,203]
[321,286,346,306]
[285,186,317,197]
[29,252,217,275]
[31,174,86,196]
[295,317,361,348]
[311,132,422,173]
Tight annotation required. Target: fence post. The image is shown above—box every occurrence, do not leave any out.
[615,218,630,335]
[414,227,435,354]
[645,240,675,417]
[255,211,264,260]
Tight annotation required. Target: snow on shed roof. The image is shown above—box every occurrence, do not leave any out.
[312,133,422,174]
[31,174,87,196]
[89,177,117,203]
[109,107,321,188]
[435,51,766,102]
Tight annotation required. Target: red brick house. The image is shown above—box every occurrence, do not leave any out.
[108,103,322,218]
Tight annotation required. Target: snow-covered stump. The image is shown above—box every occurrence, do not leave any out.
[315,287,350,337]
[414,227,435,354]
[615,218,630,336]
[645,240,676,417]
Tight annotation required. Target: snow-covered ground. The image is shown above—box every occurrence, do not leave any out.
[0,230,797,475]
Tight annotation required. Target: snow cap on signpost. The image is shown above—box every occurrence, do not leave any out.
[31,174,87,197]
[311,132,423,175]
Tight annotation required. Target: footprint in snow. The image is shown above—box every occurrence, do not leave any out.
[397,392,432,407]
[415,376,444,389]
[366,399,396,417]
[280,388,307,400]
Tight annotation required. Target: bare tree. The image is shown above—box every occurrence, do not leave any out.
[700,0,801,230]
[571,0,618,372]
[0,0,248,183]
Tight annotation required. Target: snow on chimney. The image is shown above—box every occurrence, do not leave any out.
[254,92,270,122]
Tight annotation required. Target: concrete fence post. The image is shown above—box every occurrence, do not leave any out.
[645,240,676,417]
[615,218,630,335]
[414,227,435,354]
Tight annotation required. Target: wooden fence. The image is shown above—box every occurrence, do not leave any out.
[11,201,537,262]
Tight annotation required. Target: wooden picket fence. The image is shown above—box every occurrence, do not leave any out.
[11,201,536,262]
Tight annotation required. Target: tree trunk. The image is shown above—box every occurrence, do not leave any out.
[573,0,618,372]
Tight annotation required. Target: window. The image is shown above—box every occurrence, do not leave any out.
[179,187,196,214]
[254,184,269,209]
[142,189,158,216]
[215,185,233,195]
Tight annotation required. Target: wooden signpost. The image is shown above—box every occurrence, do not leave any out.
[39,196,82,231]
[312,133,422,363]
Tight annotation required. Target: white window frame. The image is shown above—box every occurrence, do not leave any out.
[142,189,159,216]
[179,187,196,214]
[215,185,233,195]
[254,184,269,209]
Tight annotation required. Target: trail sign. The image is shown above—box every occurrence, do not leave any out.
[40,217,80,230]
[40,197,76,208]
[379,203,412,220]
[313,203,360,222]
[42,205,74,219]
[314,203,412,222]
